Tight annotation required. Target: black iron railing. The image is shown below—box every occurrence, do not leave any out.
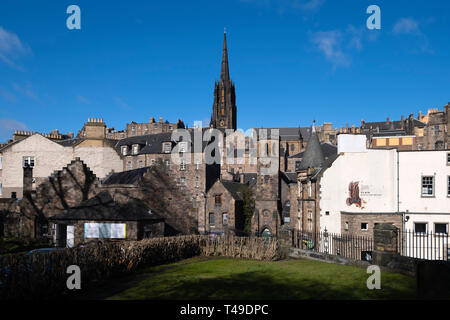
[295,229,374,261]
[398,229,449,261]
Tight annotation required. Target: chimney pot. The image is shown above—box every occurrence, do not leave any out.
[386,117,389,124]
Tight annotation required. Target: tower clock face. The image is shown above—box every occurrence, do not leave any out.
[220,120,225,126]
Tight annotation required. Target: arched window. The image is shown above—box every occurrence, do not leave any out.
[261,228,272,238]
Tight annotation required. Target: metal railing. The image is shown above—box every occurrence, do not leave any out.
[294,229,374,261]
[399,229,449,261]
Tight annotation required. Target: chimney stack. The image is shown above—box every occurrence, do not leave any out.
[23,164,33,194]
[419,111,423,120]
[386,117,389,124]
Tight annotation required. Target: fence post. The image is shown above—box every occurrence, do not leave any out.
[372,223,399,267]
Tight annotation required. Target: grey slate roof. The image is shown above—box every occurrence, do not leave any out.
[296,128,324,170]
[254,127,312,141]
[281,172,297,183]
[116,129,211,154]
[290,142,337,159]
[221,181,248,200]
[242,173,257,187]
[49,192,162,221]
[102,167,150,185]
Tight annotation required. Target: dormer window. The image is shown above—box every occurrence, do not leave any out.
[163,143,171,153]
[133,145,139,155]
[122,146,128,156]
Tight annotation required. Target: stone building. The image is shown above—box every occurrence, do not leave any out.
[347,102,450,151]
[204,179,253,235]
[294,126,338,235]
[0,118,123,199]
[101,164,199,235]
[49,191,165,247]
[78,117,185,140]
[114,128,221,233]
[7,157,199,242]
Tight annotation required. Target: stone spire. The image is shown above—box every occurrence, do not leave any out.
[220,30,230,82]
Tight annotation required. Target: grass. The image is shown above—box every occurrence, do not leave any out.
[87,257,417,300]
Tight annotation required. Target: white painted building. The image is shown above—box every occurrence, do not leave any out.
[320,135,450,237]
[320,146,398,233]
[399,150,450,234]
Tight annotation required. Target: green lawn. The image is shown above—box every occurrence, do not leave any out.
[91,257,417,300]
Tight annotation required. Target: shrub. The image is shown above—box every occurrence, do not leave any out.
[0,235,279,299]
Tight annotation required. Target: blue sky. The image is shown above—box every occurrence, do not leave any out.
[0,0,449,141]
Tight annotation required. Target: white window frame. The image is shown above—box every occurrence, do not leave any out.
[133,145,139,155]
[361,223,368,231]
[127,161,132,170]
[122,146,128,156]
[163,143,171,153]
[180,160,186,171]
[421,176,434,197]
[23,156,35,168]
[180,177,186,185]
[448,176,450,197]
[434,223,448,235]
[414,222,428,234]
[179,142,187,153]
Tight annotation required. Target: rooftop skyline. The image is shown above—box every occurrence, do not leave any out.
[0,0,449,141]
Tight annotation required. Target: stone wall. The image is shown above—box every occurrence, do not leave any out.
[341,212,403,236]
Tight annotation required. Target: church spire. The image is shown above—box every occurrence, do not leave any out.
[220,30,230,81]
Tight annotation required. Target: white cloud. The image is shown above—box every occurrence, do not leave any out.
[113,97,132,110]
[0,118,29,142]
[295,0,324,11]
[392,17,433,53]
[239,0,325,15]
[310,30,350,68]
[0,26,31,69]
[77,95,91,105]
[393,18,419,35]
[12,81,39,101]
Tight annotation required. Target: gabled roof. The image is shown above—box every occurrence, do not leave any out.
[49,192,162,221]
[221,181,248,200]
[102,167,150,185]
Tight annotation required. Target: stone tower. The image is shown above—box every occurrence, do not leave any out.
[252,130,281,236]
[296,123,325,234]
[210,31,237,130]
